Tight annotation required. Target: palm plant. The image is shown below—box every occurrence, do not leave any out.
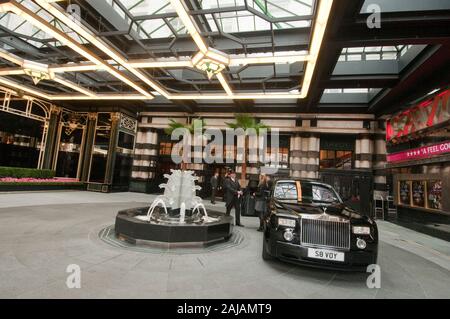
[226,114,270,185]
[165,118,206,170]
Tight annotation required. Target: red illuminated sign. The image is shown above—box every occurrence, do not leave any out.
[386,90,450,142]
[387,141,450,163]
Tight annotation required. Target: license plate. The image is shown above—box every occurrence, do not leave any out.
[307,248,345,262]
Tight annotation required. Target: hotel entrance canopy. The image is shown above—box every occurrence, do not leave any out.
[0,0,449,114]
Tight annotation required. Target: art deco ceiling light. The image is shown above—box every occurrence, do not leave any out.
[195,59,225,80]
[192,49,229,80]
[23,61,54,85]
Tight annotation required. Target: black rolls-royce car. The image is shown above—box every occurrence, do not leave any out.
[262,179,378,271]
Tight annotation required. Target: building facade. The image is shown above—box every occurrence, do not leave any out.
[386,89,450,238]
[3,86,449,225]
[129,112,387,216]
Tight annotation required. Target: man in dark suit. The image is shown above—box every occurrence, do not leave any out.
[210,172,219,204]
[223,170,244,227]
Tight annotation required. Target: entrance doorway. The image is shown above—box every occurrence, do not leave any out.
[203,164,233,200]
[55,127,84,179]
[319,169,373,216]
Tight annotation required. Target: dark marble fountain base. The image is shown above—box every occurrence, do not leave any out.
[115,207,233,245]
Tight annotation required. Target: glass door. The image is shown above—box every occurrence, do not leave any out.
[55,127,84,179]
[88,113,112,183]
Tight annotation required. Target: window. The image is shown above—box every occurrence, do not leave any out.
[398,179,443,211]
[224,145,237,161]
[274,181,341,204]
[311,185,339,203]
[118,132,135,150]
[320,150,353,170]
[159,142,173,156]
[265,147,289,169]
[302,183,341,204]
[274,181,298,200]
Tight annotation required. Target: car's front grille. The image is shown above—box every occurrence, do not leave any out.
[301,217,350,251]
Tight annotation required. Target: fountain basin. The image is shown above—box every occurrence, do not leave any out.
[115,207,233,244]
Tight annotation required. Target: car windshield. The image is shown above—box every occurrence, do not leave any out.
[274,181,342,204]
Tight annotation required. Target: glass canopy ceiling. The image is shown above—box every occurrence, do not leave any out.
[0,0,321,100]
[0,0,314,44]
[0,0,433,110]
[116,0,313,39]
[0,0,87,48]
[339,45,413,62]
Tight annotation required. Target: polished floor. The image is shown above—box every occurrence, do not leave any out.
[0,191,449,299]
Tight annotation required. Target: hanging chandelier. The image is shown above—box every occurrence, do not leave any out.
[195,59,226,79]
[192,48,229,79]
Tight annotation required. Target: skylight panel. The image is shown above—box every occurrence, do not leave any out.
[140,19,174,38]
[364,46,382,52]
[343,88,369,93]
[265,0,313,18]
[347,47,364,53]
[169,17,188,35]
[347,55,362,61]
[366,54,380,60]
[340,46,413,61]
[200,0,246,9]
[382,52,397,60]
[125,0,174,16]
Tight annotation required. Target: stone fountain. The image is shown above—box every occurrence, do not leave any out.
[115,170,233,245]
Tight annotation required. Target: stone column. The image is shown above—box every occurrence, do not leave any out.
[306,135,320,179]
[130,128,159,193]
[104,112,120,186]
[188,132,205,183]
[355,135,374,170]
[299,136,309,178]
[289,134,302,178]
[42,105,61,169]
[235,134,246,185]
[354,139,361,169]
[247,133,259,180]
[359,136,373,169]
[373,128,388,199]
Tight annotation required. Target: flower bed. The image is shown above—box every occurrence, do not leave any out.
[0,177,85,191]
[0,177,78,184]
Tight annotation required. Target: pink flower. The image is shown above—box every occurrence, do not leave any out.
[0,177,78,183]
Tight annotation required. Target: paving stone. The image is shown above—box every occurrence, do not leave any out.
[0,191,449,299]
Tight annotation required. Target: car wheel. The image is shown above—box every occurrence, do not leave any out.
[262,237,273,261]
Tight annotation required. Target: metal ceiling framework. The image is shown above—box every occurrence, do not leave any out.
[302,0,450,115]
[0,0,448,114]
[0,0,335,102]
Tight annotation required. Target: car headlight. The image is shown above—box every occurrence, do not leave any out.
[353,226,371,235]
[278,218,296,228]
[283,229,294,242]
[356,238,367,249]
